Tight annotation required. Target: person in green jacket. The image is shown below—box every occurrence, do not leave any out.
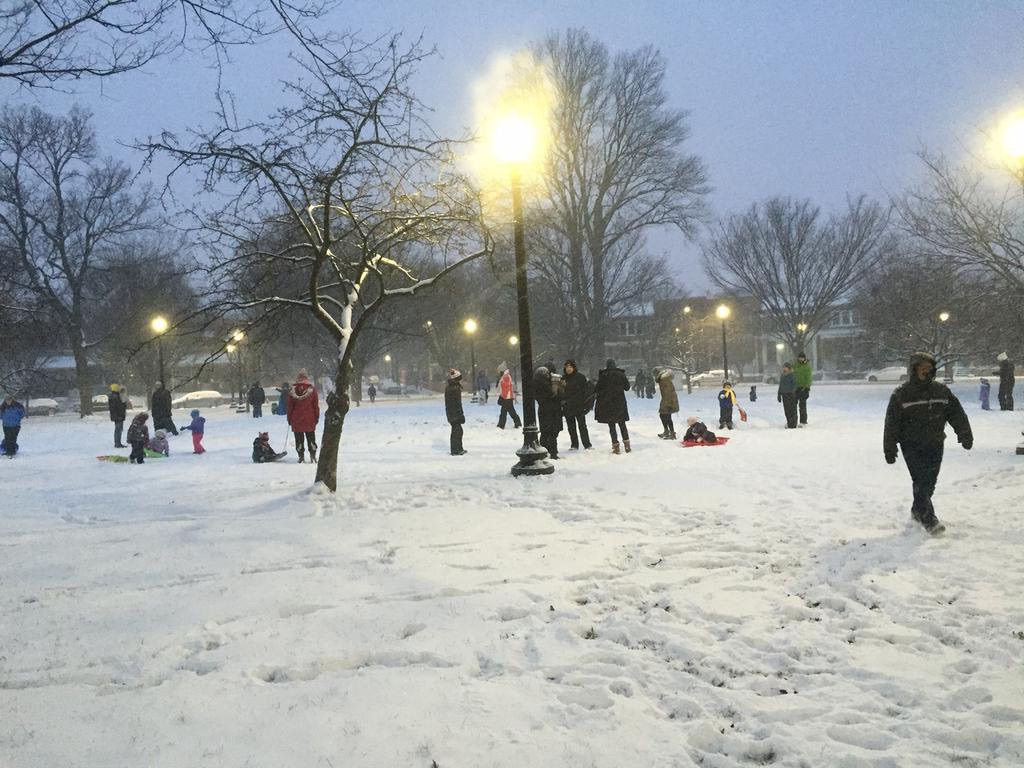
[793,352,813,426]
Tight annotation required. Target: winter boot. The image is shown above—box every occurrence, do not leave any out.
[657,430,669,439]
[612,441,621,455]
[309,447,317,463]
[623,439,632,453]
[296,448,304,464]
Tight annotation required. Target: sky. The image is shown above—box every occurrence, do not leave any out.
[9,0,1024,290]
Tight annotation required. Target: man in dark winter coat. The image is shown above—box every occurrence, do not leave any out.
[995,353,1015,411]
[793,352,813,425]
[150,382,178,435]
[561,360,591,449]
[534,366,563,459]
[777,363,798,429]
[107,383,129,447]
[247,382,266,417]
[884,352,972,533]
[634,368,646,399]
[445,369,466,455]
[595,359,631,453]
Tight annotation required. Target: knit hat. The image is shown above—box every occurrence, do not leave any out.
[190,409,200,418]
[448,368,462,382]
[110,383,121,392]
[155,429,166,439]
[686,416,699,426]
[723,381,732,388]
[296,368,310,382]
[258,431,269,440]
[134,412,149,421]
[997,352,1008,362]
[796,352,807,361]
[606,358,616,369]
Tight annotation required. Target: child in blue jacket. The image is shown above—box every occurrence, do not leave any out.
[181,409,206,454]
[1,395,26,457]
[718,381,738,430]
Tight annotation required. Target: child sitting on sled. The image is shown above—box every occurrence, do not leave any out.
[252,432,287,463]
[146,429,170,458]
[682,417,719,445]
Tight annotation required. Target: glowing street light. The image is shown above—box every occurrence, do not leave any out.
[796,322,808,333]
[150,315,169,384]
[938,311,950,323]
[716,304,731,380]
[776,342,785,351]
[1001,113,1024,162]
[232,329,245,342]
[384,354,392,362]
[508,335,519,346]
[683,305,692,315]
[463,318,479,389]
[490,109,552,476]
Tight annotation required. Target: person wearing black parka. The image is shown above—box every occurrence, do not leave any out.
[445,368,466,455]
[594,359,631,454]
[561,359,592,450]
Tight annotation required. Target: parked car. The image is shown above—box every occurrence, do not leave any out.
[864,366,908,383]
[689,369,737,387]
[171,390,229,409]
[26,398,59,416]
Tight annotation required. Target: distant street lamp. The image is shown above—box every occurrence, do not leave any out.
[716,304,731,381]
[150,315,169,385]
[490,112,552,476]
[464,318,478,387]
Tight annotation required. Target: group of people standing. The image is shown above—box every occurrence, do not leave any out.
[775,353,814,429]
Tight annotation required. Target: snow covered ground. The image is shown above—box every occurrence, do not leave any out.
[2,384,1023,768]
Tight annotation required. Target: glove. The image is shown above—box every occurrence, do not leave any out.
[884,451,897,465]
[960,436,973,450]
[777,395,782,403]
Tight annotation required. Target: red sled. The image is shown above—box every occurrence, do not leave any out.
[681,436,731,447]
[738,407,748,422]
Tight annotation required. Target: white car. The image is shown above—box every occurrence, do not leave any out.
[171,390,230,409]
[864,366,908,383]
[689,369,736,387]
[26,398,59,416]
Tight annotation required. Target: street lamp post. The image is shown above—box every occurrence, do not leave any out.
[508,335,519,390]
[464,318,478,402]
[151,316,169,386]
[231,330,247,411]
[716,304,731,381]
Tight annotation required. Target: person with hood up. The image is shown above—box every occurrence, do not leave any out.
[995,352,1015,411]
[884,352,972,534]
[718,381,738,430]
[496,366,522,430]
[181,409,206,454]
[146,429,170,457]
[534,366,563,459]
[445,368,467,455]
[367,383,377,403]
[777,363,798,429]
[108,383,130,447]
[1,394,26,457]
[793,352,813,426]
[475,369,490,404]
[252,432,287,463]
[595,359,632,454]
[247,382,266,417]
[655,367,679,440]
[634,368,647,399]
[275,382,290,416]
[682,416,718,445]
[286,369,320,463]
[979,378,991,411]
[126,412,150,464]
[150,382,179,436]
[561,359,591,449]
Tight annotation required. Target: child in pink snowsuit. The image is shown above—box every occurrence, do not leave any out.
[181,409,206,454]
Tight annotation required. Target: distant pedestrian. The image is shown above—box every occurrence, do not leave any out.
[445,368,466,455]
[534,366,563,459]
[884,352,972,534]
[126,412,150,464]
[476,370,490,404]
[496,367,522,430]
[979,378,991,411]
[286,369,319,463]
[777,363,798,429]
[276,382,290,416]
[793,352,812,426]
[749,385,758,403]
[368,383,377,403]
[655,367,679,440]
[634,368,646,399]
[247,382,266,417]
[561,360,591,449]
[718,381,738,430]
[181,409,206,454]
[595,359,631,454]
[995,353,1015,411]
[350,377,362,407]
[107,383,129,447]
[1,394,26,457]
[150,382,179,435]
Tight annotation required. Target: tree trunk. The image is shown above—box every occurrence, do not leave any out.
[73,342,93,417]
[314,365,351,492]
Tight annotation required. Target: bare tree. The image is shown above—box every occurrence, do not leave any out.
[0,104,155,414]
[531,29,708,373]
[703,196,891,353]
[144,8,490,491]
[0,0,327,87]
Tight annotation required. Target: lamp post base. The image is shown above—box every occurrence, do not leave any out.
[511,438,554,477]
[1016,437,1024,456]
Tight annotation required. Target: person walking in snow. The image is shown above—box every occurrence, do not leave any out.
[247,382,266,418]
[445,368,466,455]
[561,359,591,449]
[1,394,26,457]
[884,352,972,534]
[995,352,1015,411]
[476,369,490,404]
[634,368,646,399]
[718,381,738,430]
[126,412,150,464]
[793,352,812,426]
[777,363,798,429]
[979,378,991,411]
[367,383,376,403]
[496,366,522,430]
[655,367,679,440]
[286,369,320,463]
[107,383,130,447]
[534,365,563,459]
[595,359,631,454]
[181,409,206,454]
[150,382,179,436]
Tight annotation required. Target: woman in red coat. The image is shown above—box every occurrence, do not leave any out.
[286,369,320,463]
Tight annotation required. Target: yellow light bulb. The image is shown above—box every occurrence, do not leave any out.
[491,115,539,165]
[1002,114,1024,161]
